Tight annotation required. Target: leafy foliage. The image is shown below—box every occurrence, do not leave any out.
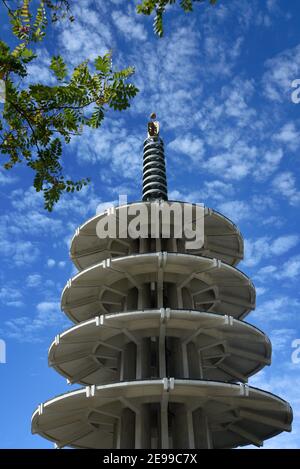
[0,1,138,210]
[137,0,218,36]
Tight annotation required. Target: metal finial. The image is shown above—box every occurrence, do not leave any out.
[148,113,160,138]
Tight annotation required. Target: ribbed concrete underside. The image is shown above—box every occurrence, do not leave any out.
[61,253,255,324]
[49,310,271,385]
[70,203,243,270]
[31,379,292,449]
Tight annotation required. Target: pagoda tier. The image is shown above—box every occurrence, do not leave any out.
[32,379,292,449]
[70,203,243,270]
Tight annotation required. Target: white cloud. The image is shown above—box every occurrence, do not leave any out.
[269,328,296,352]
[217,200,251,223]
[255,286,267,296]
[168,134,205,162]
[0,287,23,307]
[273,122,300,151]
[253,149,283,180]
[252,296,300,322]
[4,301,69,343]
[0,235,39,266]
[168,180,234,204]
[26,274,42,288]
[262,44,300,102]
[205,142,258,180]
[0,168,17,185]
[112,9,147,41]
[47,259,56,268]
[272,172,300,206]
[56,2,112,65]
[244,235,299,267]
[278,255,300,279]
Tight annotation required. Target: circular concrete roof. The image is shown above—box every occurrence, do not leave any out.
[70,202,243,270]
[49,310,270,386]
[32,379,292,449]
[61,253,255,323]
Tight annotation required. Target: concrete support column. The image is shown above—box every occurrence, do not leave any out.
[115,419,121,449]
[168,238,178,253]
[193,409,213,449]
[182,342,189,378]
[119,350,124,381]
[171,403,190,448]
[135,411,142,449]
[139,238,147,254]
[119,408,135,448]
[141,338,151,379]
[140,404,151,448]
[136,343,142,379]
[157,274,164,308]
[198,350,204,379]
[137,287,143,310]
[161,395,169,449]
[187,410,195,449]
[177,287,183,309]
[159,324,166,378]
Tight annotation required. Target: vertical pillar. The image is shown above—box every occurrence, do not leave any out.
[198,350,204,379]
[187,410,195,449]
[139,238,147,254]
[193,409,213,449]
[115,419,121,449]
[136,342,142,379]
[119,408,135,448]
[159,324,166,378]
[141,338,151,379]
[140,404,152,448]
[135,411,142,449]
[119,351,124,381]
[182,342,189,378]
[171,403,190,448]
[161,395,169,449]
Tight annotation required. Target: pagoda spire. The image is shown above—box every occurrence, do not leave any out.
[142,113,168,201]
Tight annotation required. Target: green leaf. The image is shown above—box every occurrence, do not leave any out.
[50,55,67,80]
[89,106,104,128]
[94,52,112,74]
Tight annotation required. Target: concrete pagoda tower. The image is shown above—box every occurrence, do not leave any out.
[32,115,292,449]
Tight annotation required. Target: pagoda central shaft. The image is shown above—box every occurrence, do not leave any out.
[142,115,168,201]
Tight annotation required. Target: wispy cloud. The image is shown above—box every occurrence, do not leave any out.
[262,43,300,102]
[272,172,300,206]
[3,301,69,343]
[244,235,299,267]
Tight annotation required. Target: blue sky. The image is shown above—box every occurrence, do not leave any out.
[0,0,300,449]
